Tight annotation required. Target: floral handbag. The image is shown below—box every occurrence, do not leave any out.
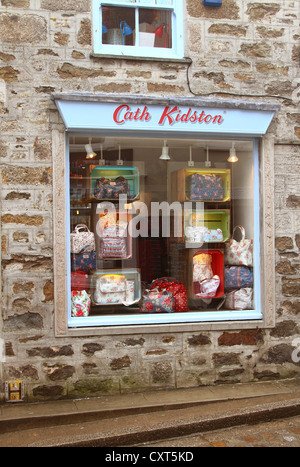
[71,224,95,254]
[224,226,253,267]
[71,290,91,317]
[140,289,175,313]
[94,274,134,305]
[94,176,130,200]
[71,248,96,272]
[194,275,220,298]
[225,266,253,289]
[189,173,224,201]
[100,237,127,259]
[150,278,189,312]
[224,288,253,310]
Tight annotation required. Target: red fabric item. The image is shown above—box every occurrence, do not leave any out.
[150,278,189,312]
[71,271,89,291]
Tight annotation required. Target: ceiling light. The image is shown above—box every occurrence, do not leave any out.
[205,146,211,167]
[188,146,194,167]
[160,140,171,160]
[227,142,239,163]
[117,144,124,165]
[98,143,105,166]
[85,138,97,159]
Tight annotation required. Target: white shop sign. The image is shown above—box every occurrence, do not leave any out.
[55,99,276,136]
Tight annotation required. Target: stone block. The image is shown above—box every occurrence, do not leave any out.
[218,330,264,346]
[2,166,52,186]
[246,3,281,21]
[40,0,90,12]
[187,0,239,19]
[282,277,300,297]
[0,13,47,44]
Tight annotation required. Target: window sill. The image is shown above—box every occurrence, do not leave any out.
[63,311,265,337]
[63,316,266,338]
[90,53,192,64]
[68,310,262,329]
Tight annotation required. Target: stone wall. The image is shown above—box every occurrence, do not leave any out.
[0,0,300,402]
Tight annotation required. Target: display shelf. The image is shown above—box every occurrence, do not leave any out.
[184,209,230,244]
[189,248,224,299]
[90,166,140,201]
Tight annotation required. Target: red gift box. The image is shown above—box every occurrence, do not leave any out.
[71,271,89,291]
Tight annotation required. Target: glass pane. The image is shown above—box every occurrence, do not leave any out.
[102,6,135,46]
[139,8,172,48]
[69,136,256,323]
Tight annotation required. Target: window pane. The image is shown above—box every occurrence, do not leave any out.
[102,6,135,46]
[139,8,172,48]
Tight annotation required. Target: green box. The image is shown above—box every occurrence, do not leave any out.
[184,209,230,243]
[91,166,139,201]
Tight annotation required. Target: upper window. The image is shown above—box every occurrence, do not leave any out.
[92,0,184,59]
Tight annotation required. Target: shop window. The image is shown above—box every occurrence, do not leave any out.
[68,136,261,328]
[92,0,184,59]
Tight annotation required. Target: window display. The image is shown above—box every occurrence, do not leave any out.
[68,136,256,326]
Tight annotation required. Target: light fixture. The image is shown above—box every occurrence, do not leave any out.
[160,140,171,160]
[117,144,124,165]
[205,146,211,167]
[154,23,170,48]
[227,142,239,163]
[85,138,97,159]
[188,146,194,167]
[98,143,105,166]
[120,21,133,45]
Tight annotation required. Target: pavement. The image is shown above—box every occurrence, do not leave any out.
[1,378,300,447]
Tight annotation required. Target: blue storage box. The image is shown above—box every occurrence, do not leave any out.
[203,0,222,6]
[91,166,139,201]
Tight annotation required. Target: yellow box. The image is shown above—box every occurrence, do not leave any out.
[172,168,231,203]
[10,393,21,401]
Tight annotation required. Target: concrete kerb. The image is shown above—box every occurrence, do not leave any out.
[39,398,300,448]
[0,379,300,439]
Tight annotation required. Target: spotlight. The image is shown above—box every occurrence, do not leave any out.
[85,138,97,159]
[160,140,171,160]
[205,146,211,167]
[227,142,239,163]
[188,146,194,167]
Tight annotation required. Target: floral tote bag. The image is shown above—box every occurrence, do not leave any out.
[224,226,253,267]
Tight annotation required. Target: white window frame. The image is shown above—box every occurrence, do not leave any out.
[52,94,278,337]
[92,0,184,59]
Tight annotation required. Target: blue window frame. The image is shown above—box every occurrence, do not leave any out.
[92,0,184,59]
